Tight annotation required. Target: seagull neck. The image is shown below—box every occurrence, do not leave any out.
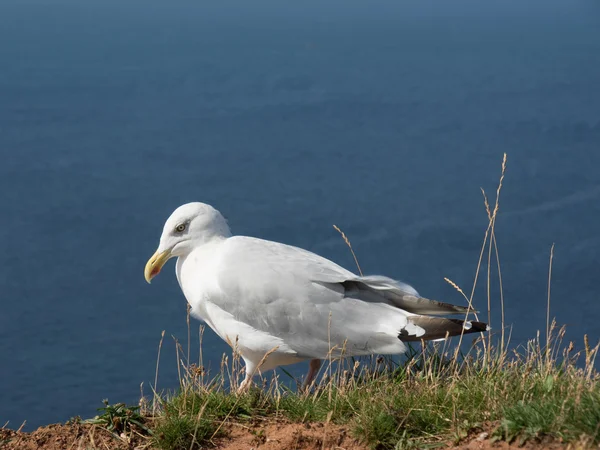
[188,233,229,251]
[204,215,232,241]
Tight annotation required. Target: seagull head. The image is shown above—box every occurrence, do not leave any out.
[144,202,231,283]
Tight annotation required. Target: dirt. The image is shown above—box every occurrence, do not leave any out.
[455,437,595,450]
[0,422,144,450]
[215,419,365,450]
[1,420,596,450]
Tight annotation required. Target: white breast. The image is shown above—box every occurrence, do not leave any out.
[175,240,225,327]
[175,239,299,368]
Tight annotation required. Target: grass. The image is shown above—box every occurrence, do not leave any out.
[142,334,599,449]
[126,154,599,449]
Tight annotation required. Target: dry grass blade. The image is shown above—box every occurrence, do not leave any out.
[491,152,507,221]
[481,187,492,221]
[443,277,469,304]
[486,153,507,361]
[333,224,363,276]
[187,303,192,366]
[546,243,555,357]
[153,330,165,415]
[493,232,506,352]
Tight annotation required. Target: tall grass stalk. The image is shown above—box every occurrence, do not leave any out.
[153,330,165,416]
[547,243,555,358]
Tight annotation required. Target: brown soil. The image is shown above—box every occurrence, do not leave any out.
[215,419,365,450]
[0,422,144,450]
[1,420,595,450]
[452,429,594,450]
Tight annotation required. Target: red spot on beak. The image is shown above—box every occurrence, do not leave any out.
[151,266,161,277]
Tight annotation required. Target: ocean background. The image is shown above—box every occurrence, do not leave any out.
[1,0,599,429]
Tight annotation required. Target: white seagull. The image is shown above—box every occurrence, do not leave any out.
[144,202,488,390]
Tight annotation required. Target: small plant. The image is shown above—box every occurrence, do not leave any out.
[85,399,151,437]
[65,415,82,425]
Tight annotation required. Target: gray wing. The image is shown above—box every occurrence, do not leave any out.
[331,275,475,315]
[211,236,471,358]
[218,236,472,315]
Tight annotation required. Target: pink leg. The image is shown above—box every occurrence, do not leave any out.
[302,359,322,390]
[238,375,253,393]
[238,357,257,393]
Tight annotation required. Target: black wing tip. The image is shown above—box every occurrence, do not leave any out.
[469,321,491,332]
[398,319,490,342]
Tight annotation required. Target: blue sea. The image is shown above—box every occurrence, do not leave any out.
[1,0,599,430]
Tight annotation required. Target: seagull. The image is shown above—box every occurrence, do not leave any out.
[144,202,488,391]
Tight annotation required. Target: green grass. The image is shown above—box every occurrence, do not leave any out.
[134,154,599,449]
[143,334,599,450]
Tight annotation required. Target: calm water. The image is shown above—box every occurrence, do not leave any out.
[1,0,599,430]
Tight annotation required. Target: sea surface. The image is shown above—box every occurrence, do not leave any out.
[1,0,599,430]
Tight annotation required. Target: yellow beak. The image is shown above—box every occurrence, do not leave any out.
[144,249,172,284]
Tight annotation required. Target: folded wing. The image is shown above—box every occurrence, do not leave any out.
[211,236,482,359]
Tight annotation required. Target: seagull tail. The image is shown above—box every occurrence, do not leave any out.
[398,316,490,342]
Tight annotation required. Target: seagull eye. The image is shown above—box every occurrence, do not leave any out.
[175,223,186,233]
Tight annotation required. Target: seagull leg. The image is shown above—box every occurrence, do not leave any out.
[302,359,322,390]
[238,358,257,393]
[238,375,253,393]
